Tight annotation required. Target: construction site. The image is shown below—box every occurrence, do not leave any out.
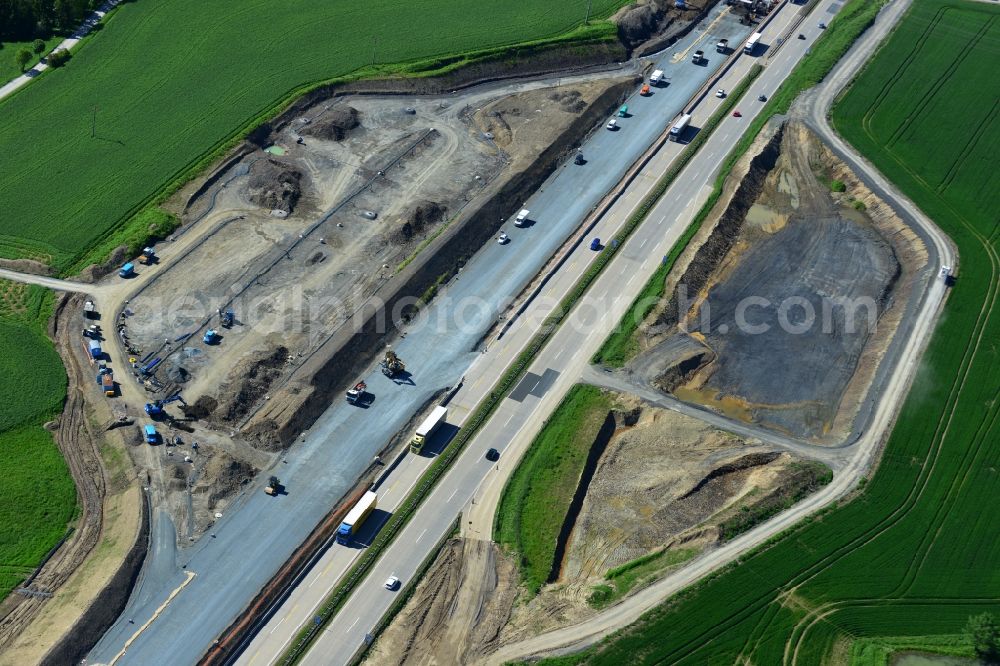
[367,391,830,665]
[0,0,853,661]
[624,119,928,443]
[365,119,934,665]
[90,75,641,545]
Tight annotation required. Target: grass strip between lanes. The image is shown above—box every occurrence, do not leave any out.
[279,57,761,666]
[494,384,613,596]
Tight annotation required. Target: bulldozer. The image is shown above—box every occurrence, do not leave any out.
[265,476,282,496]
[380,349,405,378]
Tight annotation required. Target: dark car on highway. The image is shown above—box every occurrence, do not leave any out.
[485,448,500,461]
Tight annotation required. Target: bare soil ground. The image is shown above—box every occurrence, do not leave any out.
[369,395,823,663]
[629,120,927,443]
[0,293,143,661]
[366,538,518,666]
[109,78,629,539]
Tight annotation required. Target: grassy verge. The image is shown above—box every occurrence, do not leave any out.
[587,547,698,609]
[590,65,761,367]
[495,385,612,596]
[0,35,63,82]
[74,207,179,272]
[396,217,457,274]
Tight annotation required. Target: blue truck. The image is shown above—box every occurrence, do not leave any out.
[87,338,102,359]
[144,424,159,444]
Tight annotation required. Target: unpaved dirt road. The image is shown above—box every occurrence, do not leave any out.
[488,0,956,661]
[0,268,98,294]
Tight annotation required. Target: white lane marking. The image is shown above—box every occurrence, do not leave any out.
[447,488,458,503]
[554,347,566,361]
[626,274,637,287]
[503,413,515,428]
[639,238,648,249]
[346,617,360,634]
[270,615,287,634]
[416,528,428,543]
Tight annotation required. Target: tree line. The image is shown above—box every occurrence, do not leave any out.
[1,0,102,43]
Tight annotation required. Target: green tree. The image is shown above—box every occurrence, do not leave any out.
[966,613,1000,663]
[32,38,45,54]
[14,47,32,72]
[47,48,69,67]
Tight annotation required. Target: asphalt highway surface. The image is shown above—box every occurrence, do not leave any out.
[84,4,762,664]
[286,1,883,663]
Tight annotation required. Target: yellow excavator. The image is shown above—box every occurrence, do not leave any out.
[380,349,405,378]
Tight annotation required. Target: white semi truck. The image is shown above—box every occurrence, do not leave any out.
[336,491,378,545]
[411,405,448,453]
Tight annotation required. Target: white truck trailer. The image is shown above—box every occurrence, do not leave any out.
[411,405,448,453]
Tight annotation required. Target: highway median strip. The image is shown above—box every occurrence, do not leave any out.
[276,61,764,665]
[593,0,889,367]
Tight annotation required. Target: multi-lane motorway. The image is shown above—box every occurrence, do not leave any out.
[87,4,761,664]
[80,0,953,663]
[246,1,880,663]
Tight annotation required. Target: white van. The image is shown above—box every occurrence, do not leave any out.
[514,209,530,227]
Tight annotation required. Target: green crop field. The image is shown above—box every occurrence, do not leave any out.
[495,384,612,596]
[0,280,75,599]
[0,0,626,272]
[541,1,1000,664]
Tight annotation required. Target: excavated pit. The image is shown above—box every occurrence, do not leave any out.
[627,120,928,443]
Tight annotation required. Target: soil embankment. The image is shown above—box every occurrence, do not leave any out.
[628,120,927,443]
[368,392,828,663]
[243,78,637,449]
[0,293,146,664]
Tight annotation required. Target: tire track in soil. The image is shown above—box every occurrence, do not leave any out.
[0,293,110,652]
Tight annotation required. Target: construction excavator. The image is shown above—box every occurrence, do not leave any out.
[380,349,405,378]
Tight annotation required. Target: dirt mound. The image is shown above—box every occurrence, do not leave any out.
[245,159,302,213]
[613,0,701,49]
[548,90,587,114]
[392,201,446,243]
[78,245,128,283]
[0,258,56,276]
[302,106,359,141]
[166,463,189,491]
[182,396,217,421]
[367,538,518,665]
[197,452,256,510]
[214,346,290,426]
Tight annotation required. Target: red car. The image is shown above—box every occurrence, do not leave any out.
[733,110,742,118]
